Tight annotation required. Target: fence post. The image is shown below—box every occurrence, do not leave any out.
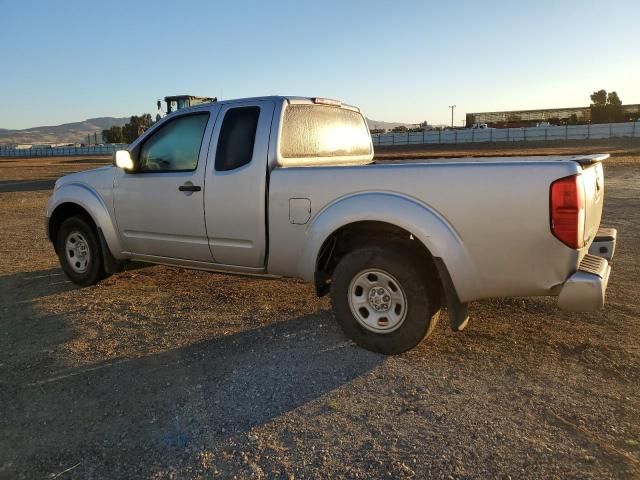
[438,131,441,144]
[609,123,613,138]
[565,125,568,140]
[545,127,548,141]
[454,130,458,144]
[471,129,475,142]
[422,130,425,144]
[587,124,591,139]
[392,133,395,145]
[633,120,637,138]
[490,129,493,142]
[523,127,527,142]
[407,132,410,145]
[507,128,510,142]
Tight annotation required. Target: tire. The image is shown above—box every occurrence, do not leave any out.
[56,215,106,286]
[330,243,441,354]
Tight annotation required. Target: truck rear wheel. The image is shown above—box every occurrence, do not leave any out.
[56,216,106,286]
[330,243,441,354]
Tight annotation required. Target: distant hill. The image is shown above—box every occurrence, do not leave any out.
[365,118,447,130]
[0,117,129,145]
[365,118,417,130]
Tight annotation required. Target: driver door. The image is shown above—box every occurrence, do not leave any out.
[114,110,217,261]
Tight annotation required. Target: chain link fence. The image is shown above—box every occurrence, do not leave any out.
[0,144,128,158]
[373,122,640,147]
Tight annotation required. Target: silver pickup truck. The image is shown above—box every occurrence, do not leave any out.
[46,96,617,354]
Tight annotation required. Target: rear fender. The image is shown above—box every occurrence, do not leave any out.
[300,192,480,303]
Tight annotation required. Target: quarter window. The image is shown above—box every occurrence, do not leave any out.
[138,113,209,172]
[215,107,260,171]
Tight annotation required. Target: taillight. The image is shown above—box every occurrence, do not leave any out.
[550,174,585,249]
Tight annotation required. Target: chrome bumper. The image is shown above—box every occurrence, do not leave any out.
[558,227,617,312]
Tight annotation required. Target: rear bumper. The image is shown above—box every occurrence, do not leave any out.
[588,227,616,261]
[557,228,616,312]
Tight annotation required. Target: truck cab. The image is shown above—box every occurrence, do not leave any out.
[108,96,371,271]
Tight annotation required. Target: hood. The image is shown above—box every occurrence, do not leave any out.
[54,166,116,191]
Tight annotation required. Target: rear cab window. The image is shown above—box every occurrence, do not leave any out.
[215,107,260,171]
[279,104,372,166]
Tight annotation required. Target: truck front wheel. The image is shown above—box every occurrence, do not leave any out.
[56,216,106,286]
[330,244,441,354]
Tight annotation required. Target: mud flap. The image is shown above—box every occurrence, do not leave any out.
[97,228,124,274]
[433,257,470,331]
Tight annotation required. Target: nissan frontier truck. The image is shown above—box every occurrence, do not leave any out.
[45,96,617,354]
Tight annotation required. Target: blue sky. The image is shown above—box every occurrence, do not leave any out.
[1,0,638,129]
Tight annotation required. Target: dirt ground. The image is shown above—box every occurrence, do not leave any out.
[0,144,639,479]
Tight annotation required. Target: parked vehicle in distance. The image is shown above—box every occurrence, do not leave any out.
[46,96,617,354]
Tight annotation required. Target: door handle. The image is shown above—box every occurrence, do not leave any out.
[179,184,201,192]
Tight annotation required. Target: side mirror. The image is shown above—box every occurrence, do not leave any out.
[114,150,135,171]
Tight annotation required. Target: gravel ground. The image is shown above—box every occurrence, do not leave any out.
[0,151,639,479]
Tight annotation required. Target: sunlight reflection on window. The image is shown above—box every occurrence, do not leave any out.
[281,105,371,158]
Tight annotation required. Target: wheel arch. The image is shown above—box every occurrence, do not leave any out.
[301,192,479,303]
[46,184,124,259]
[48,202,97,250]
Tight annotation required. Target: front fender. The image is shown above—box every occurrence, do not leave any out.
[46,183,125,260]
[299,192,480,303]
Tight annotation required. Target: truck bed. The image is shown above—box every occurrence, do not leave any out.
[267,155,606,304]
[376,153,609,166]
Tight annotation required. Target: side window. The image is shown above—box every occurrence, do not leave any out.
[139,113,209,172]
[215,107,260,171]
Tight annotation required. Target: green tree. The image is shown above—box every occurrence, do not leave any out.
[589,90,624,123]
[392,125,408,133]
[590,89,608,123]
[590,89,607,106]
[122,114,153,143]
[607,91,622,107]
[102,125,123,143]
[606,91,623,122]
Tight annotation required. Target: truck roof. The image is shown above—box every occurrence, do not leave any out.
[171,95,361,113]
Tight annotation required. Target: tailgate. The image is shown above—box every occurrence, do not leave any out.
[575,154,607,247]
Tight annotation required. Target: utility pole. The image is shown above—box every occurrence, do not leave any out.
[449,105,456,128]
